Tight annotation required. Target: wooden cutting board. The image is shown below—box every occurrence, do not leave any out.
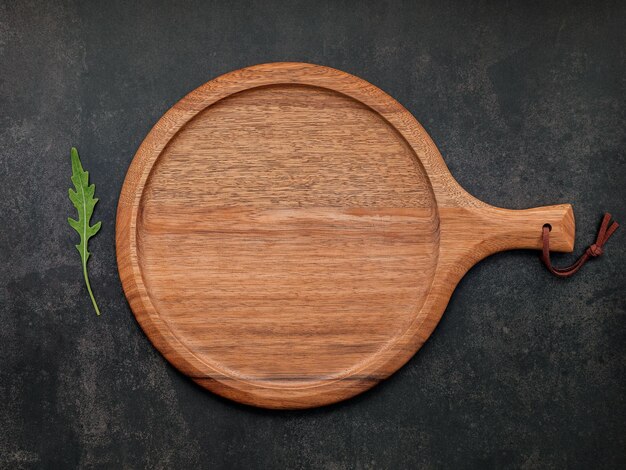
[116,62,575,409]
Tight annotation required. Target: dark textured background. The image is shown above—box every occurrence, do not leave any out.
[1,0,624,468]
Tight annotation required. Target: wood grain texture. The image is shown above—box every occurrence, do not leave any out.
[116,63,575,409]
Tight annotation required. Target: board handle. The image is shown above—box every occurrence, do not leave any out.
[479,203,575,253]
[439,203,575,267]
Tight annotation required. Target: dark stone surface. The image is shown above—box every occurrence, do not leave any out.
[1,0,624,468]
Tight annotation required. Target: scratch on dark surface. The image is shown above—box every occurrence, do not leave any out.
[0,0,624,468]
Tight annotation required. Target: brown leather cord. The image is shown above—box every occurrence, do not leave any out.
[541,213,619,278]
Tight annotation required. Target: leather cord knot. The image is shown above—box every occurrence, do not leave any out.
[586,244,603,257]
[541,213,619,278]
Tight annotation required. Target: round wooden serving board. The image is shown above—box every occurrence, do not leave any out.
[116,63,575,409]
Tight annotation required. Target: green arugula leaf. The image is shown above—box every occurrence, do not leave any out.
[68,147,102,316]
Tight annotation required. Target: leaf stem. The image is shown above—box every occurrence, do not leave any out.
[83,261,101,316]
